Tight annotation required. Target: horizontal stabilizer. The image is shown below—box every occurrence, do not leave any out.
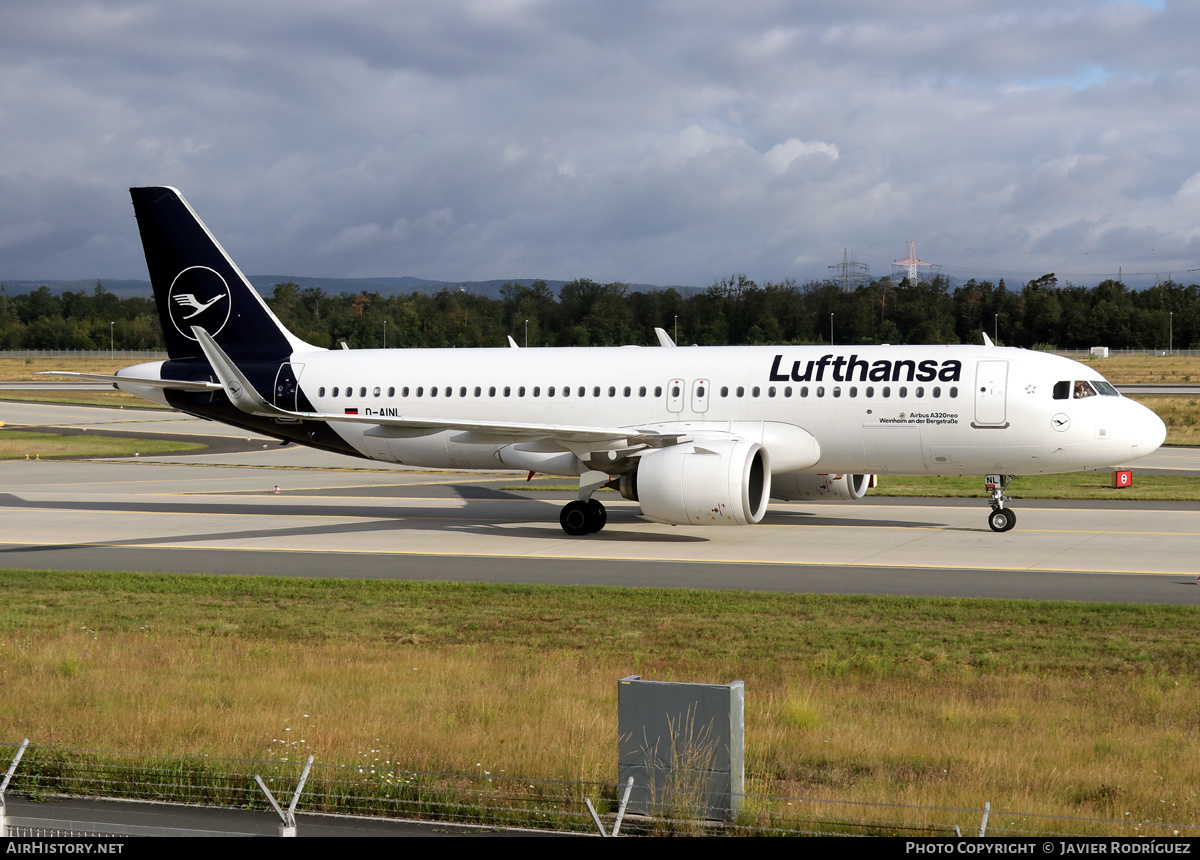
[38,371,222,392]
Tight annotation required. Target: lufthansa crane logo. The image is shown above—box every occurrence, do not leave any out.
[168,266,231,341]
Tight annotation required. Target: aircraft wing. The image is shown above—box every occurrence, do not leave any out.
[189,325,685,447]
[38,371,223,392]
[304,410,683,446]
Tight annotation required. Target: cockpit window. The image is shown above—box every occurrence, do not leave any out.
[1073,380,1097,399]
[1093,380,1120,396]
[1053,381,1070,400]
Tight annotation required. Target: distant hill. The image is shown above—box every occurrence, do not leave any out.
[0,276,701,300]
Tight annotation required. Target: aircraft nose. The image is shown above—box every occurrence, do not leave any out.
[1125,399,1166,457]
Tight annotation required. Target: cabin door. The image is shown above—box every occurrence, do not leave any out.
[973,360,1008,427]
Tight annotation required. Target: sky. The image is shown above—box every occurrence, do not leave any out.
[2,0,1198,289]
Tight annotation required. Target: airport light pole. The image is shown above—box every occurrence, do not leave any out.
[110,321,115,356]
[383,319,387,349]
[830,313,834,346]
[524,319,528,348]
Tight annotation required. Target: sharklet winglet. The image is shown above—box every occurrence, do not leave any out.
[191,325,290,418]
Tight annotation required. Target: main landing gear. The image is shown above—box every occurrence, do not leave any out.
[985,474,1016,532]
[559,469,610,536]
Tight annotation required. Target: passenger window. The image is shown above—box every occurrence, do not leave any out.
[932,387,940,398]
[655,386,663,397]
[608,386,616,397]
[474,386,481,397]
[849,387,857,397]
[720,386,729,397]
[332,387,338,397]
[580,387,587,397]
[430,387,438,397]
[697,385,706,397]
[736,387,745,397]
[388,387,395,397]
[402,387,410,397]
[784,386,792,397]
[417,387,425,397]
[899,387,908,397]
[518,386,525,396]
[865,386,874,397]
[548,386,556,397]
[672,385,681,397]
[533,387,541,397]
[768,386,776,397]
[816,387,825,397]
[915,386,924,397]
[882,387,890,397]
[592,387,600,397]
[320,387,327,397]
[623,386,631,397]
[800,386,808,397]
[360,387,367,397]
[458,387,466,397]
[832,387,841,398]
[637,386,645,397]
[374,387,381,397]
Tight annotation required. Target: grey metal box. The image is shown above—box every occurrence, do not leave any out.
[617,675,744,821]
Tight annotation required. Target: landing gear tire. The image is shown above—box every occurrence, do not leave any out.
[587,499,607,533]
[988,508,1016,533]
[560,501,592,536]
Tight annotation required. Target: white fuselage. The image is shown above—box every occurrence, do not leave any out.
[241,343,1164,479]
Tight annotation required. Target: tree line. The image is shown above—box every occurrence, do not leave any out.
[1,273,1197,351]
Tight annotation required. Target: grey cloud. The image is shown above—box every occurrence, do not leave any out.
[0,0,1197,287]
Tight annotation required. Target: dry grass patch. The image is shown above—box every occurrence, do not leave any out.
[0,356,159,383]
[1072,354,1200,384]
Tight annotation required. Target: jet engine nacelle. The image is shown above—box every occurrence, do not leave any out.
[630,440,771,526]
[772,472,874,502]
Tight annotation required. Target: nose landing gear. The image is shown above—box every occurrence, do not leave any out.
[985,474,1016,532]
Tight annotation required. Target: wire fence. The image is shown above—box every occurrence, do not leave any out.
[2,742,1196,837]
[1053,348,1200,358]
[0,350,168,360]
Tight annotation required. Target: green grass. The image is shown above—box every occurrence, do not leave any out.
[0,429,204,459]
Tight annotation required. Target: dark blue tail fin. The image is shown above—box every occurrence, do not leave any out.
[130,187,307,361]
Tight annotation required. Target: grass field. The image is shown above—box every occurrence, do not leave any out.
[1,571,1198,833]
[0,429,205,459]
